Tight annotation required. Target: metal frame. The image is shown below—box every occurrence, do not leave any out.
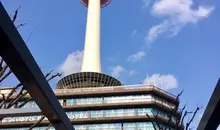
[0,2,73,130]
[56,72,121,89]
[197,78,220,130]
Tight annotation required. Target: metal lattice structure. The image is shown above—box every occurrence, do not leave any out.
[56,72,121,89]
[79,0,112,8]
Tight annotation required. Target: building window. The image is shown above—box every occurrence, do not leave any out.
[66,99,72,106]
[63,99,66,106]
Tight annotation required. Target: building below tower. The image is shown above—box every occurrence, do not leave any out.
[0,74,182,130]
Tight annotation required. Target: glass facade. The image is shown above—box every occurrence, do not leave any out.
[9,94,174,109]
[0,87,178,130]
[1,108,175,123]
[1,122,175,130]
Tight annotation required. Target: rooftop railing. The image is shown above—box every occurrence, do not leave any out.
[54,84,177,99]
[0,84,177,100]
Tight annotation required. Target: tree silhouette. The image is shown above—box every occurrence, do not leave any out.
[146,90,202,130]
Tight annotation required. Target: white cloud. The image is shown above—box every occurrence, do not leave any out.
[132,30,138,37]
[129,70,136,76]
[110,65,125,78]
[141,0,152,9]
[145,0,214,41]
[127,51,146,62]
[143,74,178,90]
[59,51,83,76]
[147,21,170,41]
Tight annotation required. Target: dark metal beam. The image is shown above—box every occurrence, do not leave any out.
[197,78,220,130]
[0,2,73,130]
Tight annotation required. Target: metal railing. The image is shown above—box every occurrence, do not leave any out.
[0,84,177,101]
[54,84,177,99]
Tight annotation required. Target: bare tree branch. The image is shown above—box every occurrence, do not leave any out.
[0,66,61,129]
[178,105,186,126]
[162,90,184,130]
[45,123,52,130]
[146,113,157,130]
[6,83,22,101]
[173,105,186,129]
[18,98,31,108]
[45,69,54,79]
[181,105,186,113]
[28,116,45,130]
[0,70,12,83]
[0,58,3,71]
[185,106,203,130]
[149,109,165,130]
[0,6,24,83]
[16,23,26,29]
[143,89,201,130]
[1,68,59,108]
[0,94,6,109]
[189,126,195,130]
[0,64,9,78]
[6,90,28,109]
[12,5,21,23]
[25,30,34,44]
[167,91,183,127]
[180,111,192,126]
[177,90,184,100]
[47,73,62,82]
[0,59,11,84]
[0,83,23,109]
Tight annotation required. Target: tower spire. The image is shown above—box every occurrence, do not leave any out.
[56,0,121,89]
[80,0,112,73]
[81,0,101,72]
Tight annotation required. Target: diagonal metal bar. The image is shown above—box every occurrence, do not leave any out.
[0,2,73,130]
[197,78,220,130]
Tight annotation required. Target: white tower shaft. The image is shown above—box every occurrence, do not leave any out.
[81,0,101,72]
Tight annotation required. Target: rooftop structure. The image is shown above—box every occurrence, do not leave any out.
[0,84,182,129]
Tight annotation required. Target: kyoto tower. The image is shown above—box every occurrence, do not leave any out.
[56,0,121,89]
[80,0,111,72]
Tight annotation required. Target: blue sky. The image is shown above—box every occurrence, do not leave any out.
[1,0,220,128]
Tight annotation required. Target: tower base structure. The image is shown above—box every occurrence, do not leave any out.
[56,72,121,89]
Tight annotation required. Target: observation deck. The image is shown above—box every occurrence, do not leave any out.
[56,72,121,89]
[79,0,112,8]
